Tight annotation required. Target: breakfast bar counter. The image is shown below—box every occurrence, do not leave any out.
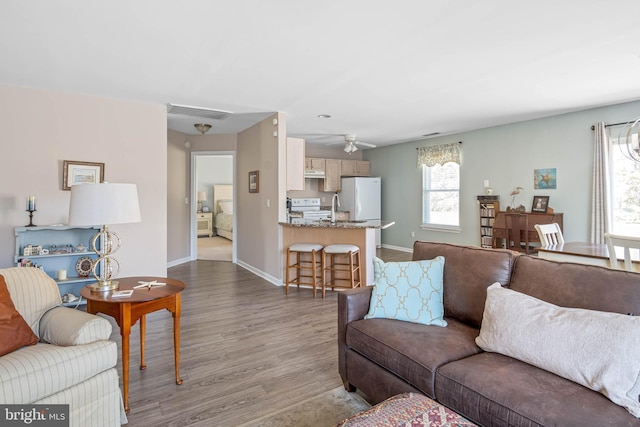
[280,219,395,286]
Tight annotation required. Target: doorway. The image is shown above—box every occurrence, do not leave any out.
[191,151,236,262]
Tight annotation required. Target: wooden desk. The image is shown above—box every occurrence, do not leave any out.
[493,211,563,249]
[80,276,186,413]
[538,242,640,272]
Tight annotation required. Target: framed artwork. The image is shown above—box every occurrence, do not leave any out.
[248,170,259,193]
[531,196,550,213]
[63,160,105,190]
[534,168,557,189]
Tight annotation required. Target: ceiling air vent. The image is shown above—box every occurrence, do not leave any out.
[166,103,233,120]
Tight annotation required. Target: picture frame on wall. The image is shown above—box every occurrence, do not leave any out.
[63,160,105,190]
[249,170,259,193]
[531,196,549,213]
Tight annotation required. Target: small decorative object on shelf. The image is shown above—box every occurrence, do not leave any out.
[75,256,93,278]
[26,195,37,227]
[483,179,493,195]
[23,245,43,256]
[509,186,523,209]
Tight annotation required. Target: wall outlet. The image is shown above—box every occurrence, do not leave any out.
[410,231,415,238]
[267,199,270,208]
[185,197,189,205]
[321,197,326,202]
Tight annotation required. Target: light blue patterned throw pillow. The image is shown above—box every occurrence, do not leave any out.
[365,256,447,327]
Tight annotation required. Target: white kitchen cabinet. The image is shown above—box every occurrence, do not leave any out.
[286,137,305,191]
[322,159,341,192]
[356,161,370,176]
[341,160,370,176]
[305,157,325,172]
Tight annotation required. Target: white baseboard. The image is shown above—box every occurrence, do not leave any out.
[168,257,192,268]
[236,259,282,286]
[381,244,413,253]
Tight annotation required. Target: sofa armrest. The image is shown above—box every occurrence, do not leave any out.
[39,306,113,346]
[338,286,373,388]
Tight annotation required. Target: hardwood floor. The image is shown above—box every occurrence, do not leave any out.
[112,247,412,426]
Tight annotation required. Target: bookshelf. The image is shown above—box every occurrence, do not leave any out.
[477,196,500,248]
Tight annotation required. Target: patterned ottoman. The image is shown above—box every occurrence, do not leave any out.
[336,393,477,427]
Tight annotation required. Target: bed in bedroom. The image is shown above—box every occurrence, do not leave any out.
[213,184,233,240]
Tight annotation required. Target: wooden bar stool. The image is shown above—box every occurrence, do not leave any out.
[285,243,324,298]
[322,244,361,295]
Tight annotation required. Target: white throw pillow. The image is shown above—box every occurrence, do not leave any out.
[476,283,640,418]
[218,200,233,214]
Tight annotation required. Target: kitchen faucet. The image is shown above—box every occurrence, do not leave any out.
[331,193,340,223]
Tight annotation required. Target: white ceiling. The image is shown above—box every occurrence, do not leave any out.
[1,1,640,148]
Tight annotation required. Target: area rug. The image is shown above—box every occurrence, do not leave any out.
[237,387,371,427]
[197,236,232,261]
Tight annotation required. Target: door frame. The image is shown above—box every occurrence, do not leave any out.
[190,150,237,262]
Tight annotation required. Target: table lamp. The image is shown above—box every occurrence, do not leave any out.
[197,191,206,212]
[68,183,141,292]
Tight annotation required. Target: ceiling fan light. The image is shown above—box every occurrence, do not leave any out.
[344,143,357,154]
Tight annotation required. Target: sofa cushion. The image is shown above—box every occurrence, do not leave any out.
[509,255,640,315]
[476,283,640,418]
[39,306,112,346]
[365,257,446,326]
[412,241,516,328]
[436,352,640,426]
[0,341,117,404]
[0,275,38,356]
[0,268,61,335]
[346,317,481,398]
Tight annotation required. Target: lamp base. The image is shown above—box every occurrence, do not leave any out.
[88,280,119,292]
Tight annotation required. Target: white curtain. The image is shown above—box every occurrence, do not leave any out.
[417,143,461,167]
[590,122,611,244]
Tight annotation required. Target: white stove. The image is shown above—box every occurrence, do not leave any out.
[290,198,331,220]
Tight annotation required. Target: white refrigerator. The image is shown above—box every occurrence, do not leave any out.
[340,177,382,247]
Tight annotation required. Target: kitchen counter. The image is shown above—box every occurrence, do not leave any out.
[280,218,395,229]
[281,219,396,286]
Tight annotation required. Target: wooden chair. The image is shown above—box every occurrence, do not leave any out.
[505,213,534,254]
[605,233,640,271]
[534,223,564,247]
[492,212,507,249]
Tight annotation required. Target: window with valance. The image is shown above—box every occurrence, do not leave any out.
[417,143,461,167]
[418,143,461,231]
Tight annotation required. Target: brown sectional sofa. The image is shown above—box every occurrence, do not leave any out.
[338,241,640,426]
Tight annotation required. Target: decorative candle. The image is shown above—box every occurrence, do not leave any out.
[26,196,36,211]
[57,269,67,281]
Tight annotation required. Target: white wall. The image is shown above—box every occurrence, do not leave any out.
[0,84,167,276]
[236,113,283,282]
[365,100,640,250]
[167,131,237,263]
[167,129,190,263]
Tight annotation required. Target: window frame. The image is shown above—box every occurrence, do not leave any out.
[420,162,461,233]
[609,135,640,236]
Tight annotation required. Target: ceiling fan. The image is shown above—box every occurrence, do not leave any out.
[342,134,376,154]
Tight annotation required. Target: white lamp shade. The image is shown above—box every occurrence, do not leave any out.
[68,183,141,226]
[197,191,207,202]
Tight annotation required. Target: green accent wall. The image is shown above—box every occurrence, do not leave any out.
[365,100,640,250]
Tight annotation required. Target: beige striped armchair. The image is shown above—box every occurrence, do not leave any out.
[0,267,126,426]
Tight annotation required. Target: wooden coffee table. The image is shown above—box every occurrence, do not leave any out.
[81,276,186,413]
